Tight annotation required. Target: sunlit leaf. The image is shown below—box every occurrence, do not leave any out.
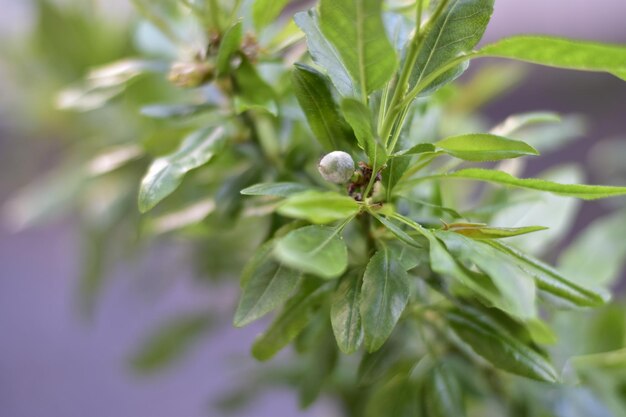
[278,191,360,224]
[435,133,538,161]
[241,182,316,197]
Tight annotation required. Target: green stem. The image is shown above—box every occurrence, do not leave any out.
[379,0,450,150]
[401,52,477,108]
[207,0,222,31]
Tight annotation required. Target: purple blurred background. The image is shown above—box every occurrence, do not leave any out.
[1,1,625,416]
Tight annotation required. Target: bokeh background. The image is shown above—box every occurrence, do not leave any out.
[1,1,625,416]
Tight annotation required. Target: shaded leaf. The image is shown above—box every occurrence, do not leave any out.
[447,224,548,239]
[292,64,355,151]
[233,57,277,115]
[446,309,559,382]
[331,270,364,354]
[216,21,243,76]
[426,364,466,417]
[360,247,410,352]
[341,98,388,171]
[234,242,302,327]
[252,0,290,30]
[319,0,397,94]
[274,225,349,279]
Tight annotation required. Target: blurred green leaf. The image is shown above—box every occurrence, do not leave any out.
[241,182,316,197]
[425,363,466,417]
[341,98,388,170]
[131,313,212,373]
[447,224,548,239]
[138,126,227,212]
[233,58,277,115]
[216,20,243,76]
[252,0,290,30]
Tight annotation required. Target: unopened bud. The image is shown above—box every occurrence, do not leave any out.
[168,61,214,88]
[318,151,355,184]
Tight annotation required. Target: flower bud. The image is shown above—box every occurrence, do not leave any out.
[318,151,355,184]
[168,61,214,88]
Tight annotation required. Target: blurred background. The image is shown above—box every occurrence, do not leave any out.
[0,1,625,416]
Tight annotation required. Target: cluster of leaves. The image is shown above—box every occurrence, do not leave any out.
[5,0,626,415]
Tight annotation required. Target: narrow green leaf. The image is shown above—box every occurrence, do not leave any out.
[252,0,290,30]
[487,240,606,308]
[216,21,242,76]
[446,309,559,382]
[448,224,548,239]
[478,36,626,81]
[140,103,215,119]
[292,64,355,151]
[340,98,388,171]
[331,270,364,354]
[274,225,349,279]
[409,0,495,94]
[131,314,212,373]
[426,364,466,417]
[241,182,315,197]
[491,111,561,136]
[278,191,360,224]
[360,247,410,352]
[422,168,626,200]
[234,242,302,327]
[435,133,538,162]
[294,10,354,97]
[319,0,398,95]
[436,231,536,320]
[252,281,330,361]
[138,126,227,212]
[373,213,425,249]
[382,155,411,201]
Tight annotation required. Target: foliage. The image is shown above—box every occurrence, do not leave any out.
[4,0,626,415]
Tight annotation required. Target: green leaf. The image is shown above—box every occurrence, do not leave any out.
[373,213,425,249]
[487,240,606,308]
[274,225,349,279]
[252,281,330,361]
[241,182,315,197]
[319,0,398,95]
[138,126,227,212]
[436,231,536,320]
[435,133,538,162]
[278,191,360,224]
[331,270,364,354]
[216,21,242,76]
[233,57,277,115]
[360,246,410,352]
[234,242,302,327]
[409,0,495,94]
[422,168,626,200]
[294,10,354,97]
[447,224,548,239]
[382,155,411,201]
[252,0,290,30]
[426,364,466,417]
[292,64,355,151]
[340,98,388,171]
[395,143,437,156]
[131,314,212,373]
[446,309,559,382]
[478,36,626,81]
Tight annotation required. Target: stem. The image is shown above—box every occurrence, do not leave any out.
[131,0,180,44]
[207,0,222,31]
[379,0,450,150]
[401,52,476,108]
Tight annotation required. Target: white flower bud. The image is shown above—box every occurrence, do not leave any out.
[318,151,355,184]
